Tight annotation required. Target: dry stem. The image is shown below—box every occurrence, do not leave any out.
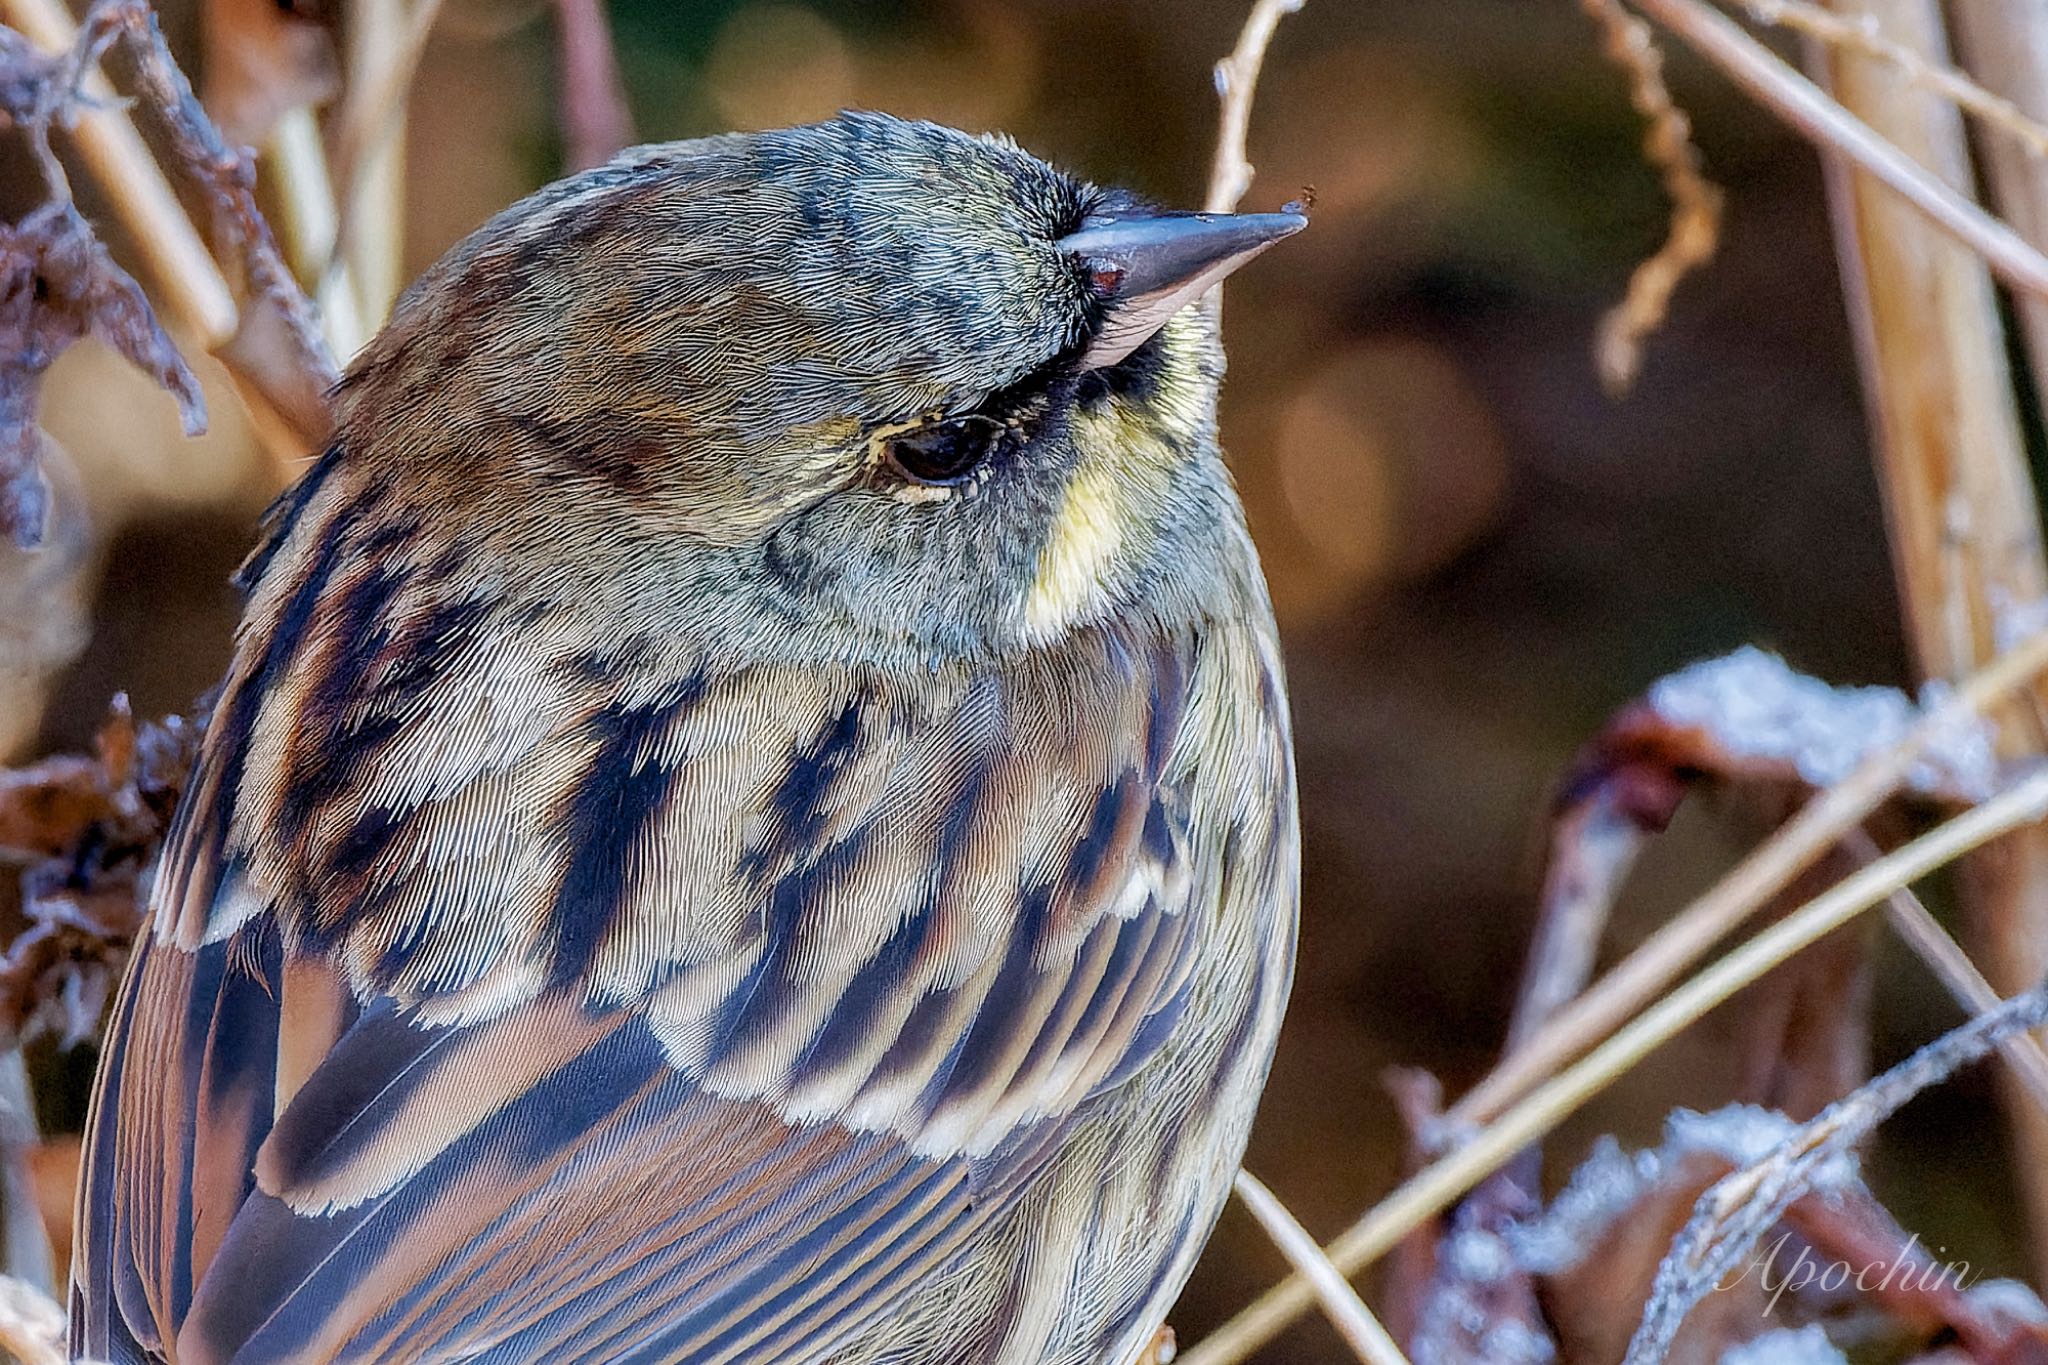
[1621,979,2048,1364]
[1179,760,2048,1365]
[1625,0,2048,299]
[1738,0,2048,159]
[1579,0,1723,394]
[1795,0,2048,1279]
[1448,627,2048,1132]
[329,0,446,202]
[1856,829,2048,1116]
[1204,0,1304,214]
[1232,1171,1413,1365]
[553,0,633,172]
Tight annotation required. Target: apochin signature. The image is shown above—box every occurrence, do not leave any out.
[1717,1231,1977,1315]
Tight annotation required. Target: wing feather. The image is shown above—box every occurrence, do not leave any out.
[75,484,1287,1365]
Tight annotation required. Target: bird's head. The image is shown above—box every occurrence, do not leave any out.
[331,111,1303,665]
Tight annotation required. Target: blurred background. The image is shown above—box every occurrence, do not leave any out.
[8,0,2017,1359]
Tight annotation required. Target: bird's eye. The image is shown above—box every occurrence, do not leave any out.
[885,415,1003,487]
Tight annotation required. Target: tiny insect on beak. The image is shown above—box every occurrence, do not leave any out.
[1061,210,1307,370]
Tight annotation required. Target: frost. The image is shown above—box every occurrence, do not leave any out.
[1718,1325,1847,1365]
[1967,1278,2048,1326]
[1443,1227,1515,1283]
[1992,588,2048,655]
[1667,1105,1861,1189]
[1647,647,1997,800]
[1510,1109,1858,1276]
[1477,1321,1557,1365]
[1510,1136,1664,1273]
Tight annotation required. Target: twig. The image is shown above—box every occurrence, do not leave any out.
[1231,1171,1413,1365]
[552,0,632,172]
[1623,0,2048,300]
[0,1271,66,1365]
[338,0,409,330]
[1621,979,2048,1365]
[1505,777,1672,1057]
[1737,0,2048,160]
[1178,762,2048,1365]
[1204,0,1304,214]
[1578,0,1723,395]
[1853,830,2048,1116]
[329,0,446,201]
[0,0,236,346]
[1448,628,2048,1134]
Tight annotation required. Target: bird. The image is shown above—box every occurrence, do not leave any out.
[71,110,1301,1365]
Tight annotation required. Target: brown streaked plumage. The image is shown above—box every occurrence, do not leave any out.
[74,111,1300,1365]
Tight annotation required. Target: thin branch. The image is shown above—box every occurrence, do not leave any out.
[1850,829,2048,1116]
[1578,0,1724,394]
[1737,0,2048,161]
[0,0,236,346]
[1448,628,2048,1134]
[329,0,446,201]
[1622,0,2048,300]
[1178,761,2048,1365]
[1231,1171,1414,1365]
[1204,0,1304,214]
[1622,979,2048,1365]
[553,0,632,172]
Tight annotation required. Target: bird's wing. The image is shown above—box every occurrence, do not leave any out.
[76,577,1290,1364]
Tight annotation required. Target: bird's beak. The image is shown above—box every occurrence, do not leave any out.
[1060,210,1307,370]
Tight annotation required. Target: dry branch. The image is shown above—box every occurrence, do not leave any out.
[0,697,201,1048]
[1204,0,1303,215]
[1739,0,2048,159]
[1233,1171,1412,1365]
[1578,0,1723,394]
[1621,981,2048,1365]
[553,0,632,172]
[1180,654,2048,1365]
[1626,0,2048,300]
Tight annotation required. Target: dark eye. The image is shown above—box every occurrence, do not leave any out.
[885,415,1003,487]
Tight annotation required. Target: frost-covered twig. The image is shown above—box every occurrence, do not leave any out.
[1448,639,2044,1135]
[1179,715,2048,1365]
[1622,980,2048,1365]
[0,202,202,548]
[2,0,337,453]
[0,0,235,346]
[0,1270,69,1365]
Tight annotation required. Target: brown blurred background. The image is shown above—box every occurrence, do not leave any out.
[11,0,2020,1359]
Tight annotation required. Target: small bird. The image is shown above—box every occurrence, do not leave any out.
[72,111,1301,1365]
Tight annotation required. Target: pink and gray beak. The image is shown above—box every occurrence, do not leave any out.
[1060,210,1307,369]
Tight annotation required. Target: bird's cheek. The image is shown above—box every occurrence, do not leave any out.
[1022,456,1127,641]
